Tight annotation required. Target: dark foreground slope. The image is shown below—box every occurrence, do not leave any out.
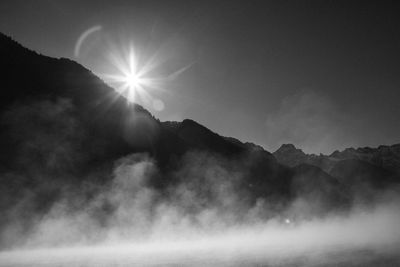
[0,33,292,237]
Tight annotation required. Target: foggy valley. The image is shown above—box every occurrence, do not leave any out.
[0,1,400,266]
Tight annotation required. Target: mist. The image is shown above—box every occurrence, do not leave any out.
[1,149,400,266]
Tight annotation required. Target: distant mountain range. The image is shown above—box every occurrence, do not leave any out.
[274,143,400,173]
[0,32,399,244]
[274,143,400,190]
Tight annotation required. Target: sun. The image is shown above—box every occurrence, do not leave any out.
[102,47,149,103]
[122,70,144,102]
[125,72,141,88]
[102,44,166,106]
[102,42,194,109]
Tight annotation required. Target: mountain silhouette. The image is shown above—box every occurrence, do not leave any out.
[0,33,276,173]
[0,33,291,211]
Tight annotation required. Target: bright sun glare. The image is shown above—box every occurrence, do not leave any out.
[102,43,193,110]
[104,47,152,103]
[123,72,142,102]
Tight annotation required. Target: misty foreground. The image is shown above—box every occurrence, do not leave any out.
[1,33,400,266]
[1,195,400,266]
[1,205,400,266]
[1,153,400,267]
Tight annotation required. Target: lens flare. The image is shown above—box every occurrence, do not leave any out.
[74,25,102,58]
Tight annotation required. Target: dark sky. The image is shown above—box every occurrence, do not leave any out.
[1,0,399,154]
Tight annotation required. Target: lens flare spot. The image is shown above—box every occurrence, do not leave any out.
[152,99,164,111]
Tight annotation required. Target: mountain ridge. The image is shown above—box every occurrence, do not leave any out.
[274,143,400,175]
[0,32,284,191]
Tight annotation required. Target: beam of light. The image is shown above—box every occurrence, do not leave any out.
[74,25,102,58]
[166,62,195,81]
[102,42,194,109]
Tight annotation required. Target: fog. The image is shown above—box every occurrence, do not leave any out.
[1,151,399,266]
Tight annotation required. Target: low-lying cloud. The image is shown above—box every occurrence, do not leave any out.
[0,152,399,266]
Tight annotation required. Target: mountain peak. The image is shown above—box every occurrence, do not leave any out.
[180,118,203,127]
[273,144,308,167]
[275,144,302,153]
